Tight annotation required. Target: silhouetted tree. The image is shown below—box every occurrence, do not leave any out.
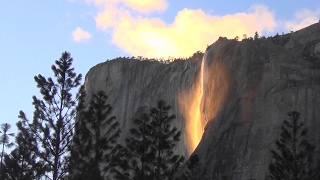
[0,123,15,168]
[184,154,204,180]
[176,154,202,180]
[0,123,15,180]
[254,31,259,40]
[113,113,154,180]
[149,100,185,180]
[269,111,319,179]
[0,117,47,180]
[69,90,120,180]
[114,100,184,180]
[0,154,11,180]
[19,51,82,180]
[242,34,247,40]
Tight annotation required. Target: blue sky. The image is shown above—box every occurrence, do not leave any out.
[0,0,319,150]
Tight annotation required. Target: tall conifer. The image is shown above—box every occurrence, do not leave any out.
[0,123,15,168]
[149,100,184,180]
[69,90,120,180]
[114,100,184,180]
[269,111,319,179]
[113,113,153,180]
[19,51,82,180]
[0,117,47,180]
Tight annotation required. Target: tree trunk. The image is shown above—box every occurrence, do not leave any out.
[0,142,5,168]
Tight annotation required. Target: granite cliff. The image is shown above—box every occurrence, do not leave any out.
[83,22,320,179]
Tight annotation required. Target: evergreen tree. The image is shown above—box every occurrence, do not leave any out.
[269,111,319,179]
[254,31,259,40]
[0,123,15,168]
[113,113,154,180]
[19,51,82,180]
[0,117,47,180]
[149,100,185,180]
[184,154,203,180]
[67,86,87,180]
[242,34,247,40]
[114,100,184,180]
[69,90,120,180]
[0,156,8,179]
[177,154,210,180]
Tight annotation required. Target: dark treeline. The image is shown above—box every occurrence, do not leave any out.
[1,51,320,180]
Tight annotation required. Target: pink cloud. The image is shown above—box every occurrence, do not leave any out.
[93,4,277,58]
[72,27,91,42]
[87,1,320,58]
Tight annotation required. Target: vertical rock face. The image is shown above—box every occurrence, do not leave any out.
[196,23,320,179]
[84,56,203,158]
[83,22,320,179]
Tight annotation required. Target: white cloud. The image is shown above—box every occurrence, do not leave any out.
[86,1,320,58]
[72,27,91,42]
[92,3,277,58]
[285,8,320,31]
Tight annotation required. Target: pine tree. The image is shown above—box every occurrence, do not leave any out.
[113,113,154,180]
[269,111,319,179]
[254,31,259,40]
[69,90,120,180]
[68,86,87,180]
[0,117,47,180]
[19,51,82,180]
[0,123,15,180]
[149,100,185,180]
[177,153,210,180]
[114,100,184,180]
[184,154,202,180]
[0,153,11,180]
[0,123,15,168]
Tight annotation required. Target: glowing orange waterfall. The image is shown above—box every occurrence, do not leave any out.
[178,54,231,155]
[178,56,205,155]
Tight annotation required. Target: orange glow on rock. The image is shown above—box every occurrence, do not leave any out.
[178,55,231,155]
[178,59,205,154]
